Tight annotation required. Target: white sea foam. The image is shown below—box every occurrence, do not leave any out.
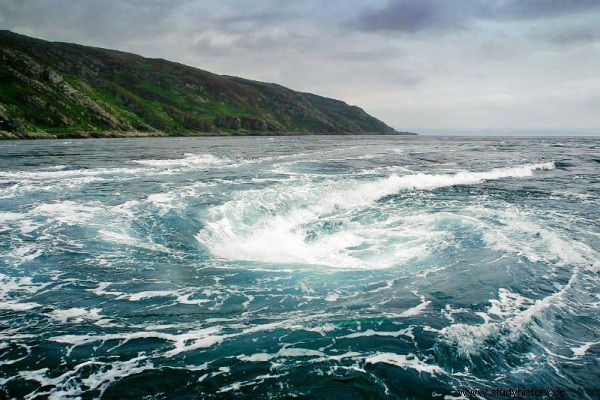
[132,153,224,167]
[199,210,379,268]
[238,348,326,363]
[0,273,48,311]
[216,372,288,394]
[31,201,104,224]
[437,270,581,360]
[18,219,40,234]
[175,293,211,305]
[0,300,41,311]
[147,192,177,205]
[89,283,210,306]
[0,166,147,200]
[123,291,177,301]
[0,153,221,198]
[367,279,395,293]
[80,356,154,398]
[3,201,119,266]
[325,293,340,302]
[355,162,554,194]
[380,294,433,320]
[0,167,135,181]
[88,282,124,297]
[488,289,533,318]
[0,211,26,222]
[99,230,171,253]
[441,305,470,324]
[7,244,44,263]
[143,181,212,216]
[18,355,154,399]
[197,162,555,268]
[471,205,594,266]
[365,353,443,375]
[397,296,431,318]
[340,327,414,340]
[2,198,178,268]
[50,308,103,323]
[51,326,225,358]
[570,342,598,357]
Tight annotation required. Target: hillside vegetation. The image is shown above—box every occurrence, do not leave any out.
[0,31,408,139]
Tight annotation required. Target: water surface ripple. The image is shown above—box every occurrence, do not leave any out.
[0,136,598,399]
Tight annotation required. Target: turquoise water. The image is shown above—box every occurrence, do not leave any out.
[0,136,598,399]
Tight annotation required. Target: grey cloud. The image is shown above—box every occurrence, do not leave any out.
[351,0,463,33]
[0,0,182,44]
[486,0,600,19]
[216,10,296,25]
[351,0,600,33]
[543,25,600,45]
[187,24,310,57]
[185,9,313,57]
[333,47,395,61]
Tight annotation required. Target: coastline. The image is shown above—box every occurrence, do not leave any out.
[0,130,168,140]
[0,130,418,140]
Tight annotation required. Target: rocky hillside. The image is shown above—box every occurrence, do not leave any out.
[0,30,407,138]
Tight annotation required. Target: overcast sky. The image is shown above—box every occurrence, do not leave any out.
[1,0,599,134]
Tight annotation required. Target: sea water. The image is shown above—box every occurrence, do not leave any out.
[0,135,598,399]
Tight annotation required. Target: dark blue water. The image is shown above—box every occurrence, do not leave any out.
[0,136,598,399]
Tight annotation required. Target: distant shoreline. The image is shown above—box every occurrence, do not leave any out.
[0,130,418,140]
[0,31,401,139]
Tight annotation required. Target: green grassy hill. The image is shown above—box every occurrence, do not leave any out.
[0,30,408,139]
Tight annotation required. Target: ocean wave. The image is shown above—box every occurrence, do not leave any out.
[434,268,584,372]
[197,162,556,268]
[132,152,225,167]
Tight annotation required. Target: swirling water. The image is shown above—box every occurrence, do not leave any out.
[0,135,598,399]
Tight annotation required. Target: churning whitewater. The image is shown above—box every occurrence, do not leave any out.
[0,136,598,399]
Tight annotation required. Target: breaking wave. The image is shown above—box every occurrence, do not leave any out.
[1,135,597,399]
[197,162,556,268]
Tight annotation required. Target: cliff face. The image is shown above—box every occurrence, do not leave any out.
[0,30,404,138]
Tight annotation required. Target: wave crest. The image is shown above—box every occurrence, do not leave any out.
[197,162,555,268]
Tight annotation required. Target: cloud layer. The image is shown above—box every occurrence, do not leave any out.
[353,0,600,33]
[1,0,599,132]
